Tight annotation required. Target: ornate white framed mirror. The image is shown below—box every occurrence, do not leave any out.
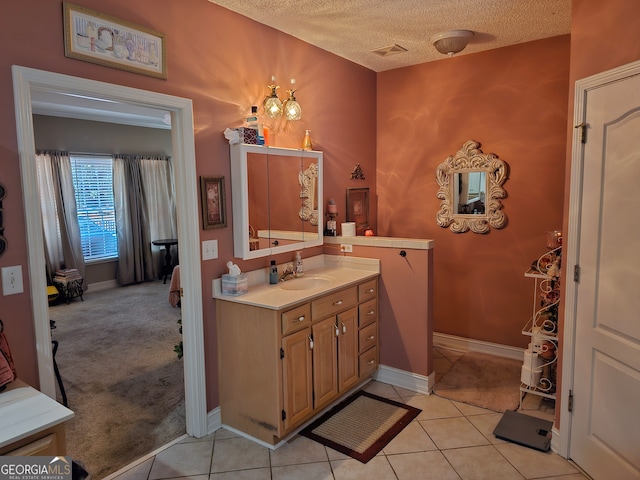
[436,140,508,233]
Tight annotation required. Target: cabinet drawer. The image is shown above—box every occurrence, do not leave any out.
[359,347,378,378]
[359,321,377,353]
[358,279,377,302]
[282,303,311,336]
[358,298,377,327]
[312,287,357,320]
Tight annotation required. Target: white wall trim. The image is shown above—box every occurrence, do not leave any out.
[12,65,207,438]
[374,365,434,395]
[433,332,525,361]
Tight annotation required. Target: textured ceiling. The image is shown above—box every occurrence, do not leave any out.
[208,0,571,72]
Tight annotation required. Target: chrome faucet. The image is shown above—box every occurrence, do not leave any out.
[280,263,296,282]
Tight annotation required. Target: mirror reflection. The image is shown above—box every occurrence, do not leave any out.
[455,172,486,214]
[239,147,322,258]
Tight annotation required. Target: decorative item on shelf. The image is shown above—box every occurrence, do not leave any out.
[283,79,302,121]
[364,227,374,236]
[325,199,337,236]
[302,129,312,151]
[263,76,283,119]
[546,230,562,249]
[350,163,365,180]
[430,30,474,57]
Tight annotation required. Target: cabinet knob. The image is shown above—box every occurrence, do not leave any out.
[366,288,374,294]
[367,360,375,365]
[296,315,305,322]
[342,322,347,334]
[308,336,314,349]
[335,325,340,337]
[367,310,375,316]
[366,335,375,341]
[333,300,343,306]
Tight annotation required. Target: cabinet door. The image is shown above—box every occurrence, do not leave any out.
[312,316,339,409]
[282,328,313,431]
[337,307,359,393]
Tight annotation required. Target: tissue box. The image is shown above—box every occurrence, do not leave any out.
[221,273,248,296]
[235,127,258,145]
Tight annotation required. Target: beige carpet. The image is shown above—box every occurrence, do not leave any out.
[433,351,522,412]
[49,281,185,479]
[300,391,421,463]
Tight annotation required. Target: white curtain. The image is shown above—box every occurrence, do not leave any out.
[113,155,175,284]
[36,151,86,284]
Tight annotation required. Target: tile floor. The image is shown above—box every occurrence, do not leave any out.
[107,348,590,480]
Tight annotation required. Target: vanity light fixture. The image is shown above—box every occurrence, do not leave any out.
[283,78,302,121]
[263,76,302,120]
[263,76,283,119]
[430,30,474,57]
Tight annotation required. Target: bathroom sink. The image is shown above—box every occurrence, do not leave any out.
[279,275,332,291]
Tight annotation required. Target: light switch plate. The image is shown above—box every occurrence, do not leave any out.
[2,265,24,295]
[202,240,218,261]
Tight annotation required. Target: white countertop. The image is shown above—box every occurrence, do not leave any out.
[213,254,380,310]
[0,379,74,449]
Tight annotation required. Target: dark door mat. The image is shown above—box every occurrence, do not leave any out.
[492,410,553,452]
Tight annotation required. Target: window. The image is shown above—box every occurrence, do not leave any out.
[70,155,118,261]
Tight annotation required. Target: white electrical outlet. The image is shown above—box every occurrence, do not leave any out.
[340,244,353,253]
[2,266,24,296]
[202,239,218,260]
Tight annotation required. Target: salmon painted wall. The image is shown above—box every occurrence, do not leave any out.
[0,1,376,410]
[377,36,571,348]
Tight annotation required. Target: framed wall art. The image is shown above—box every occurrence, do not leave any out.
[346,187,370,235]
[63,2,167,79]
[200,176,227,230]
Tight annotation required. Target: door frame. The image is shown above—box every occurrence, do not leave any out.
[560,58,640,458]
[12,65,208,438]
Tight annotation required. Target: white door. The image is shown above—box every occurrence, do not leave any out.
[569,66,640,479]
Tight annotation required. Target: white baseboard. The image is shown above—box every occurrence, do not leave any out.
[374,365,434,395]
[207,406,222,435]
[434,332,525,361]
[87,279,118,292]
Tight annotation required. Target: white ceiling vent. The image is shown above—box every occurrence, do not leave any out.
[372,44,408,57]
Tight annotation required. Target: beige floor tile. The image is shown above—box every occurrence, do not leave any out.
[210,436,270,473]
[443,445,525,480]
[420,417,489,450]
[537,475,589,480]
[435,347,465,361]
[465,412,508,444]
[392,384,422,398]
[148,439,214,479]
[433,356,454,376]
[110,457,154,480]
[433,347,445,358]
[362,380,403,400]
[387,451,462,480]
[331,456,397,480]
[210,468,271,479]
[325,445,351,461]
[214,428,241,440]
[270,435,328,467]
[495,443,579,479]
[272,461,334,480]
[382,421,438,455]
[404,394,463,421]
[450,401,495,417]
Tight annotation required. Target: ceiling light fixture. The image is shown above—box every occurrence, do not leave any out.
[430,30,474,57]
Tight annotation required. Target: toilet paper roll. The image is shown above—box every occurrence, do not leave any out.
[341,222,356,237]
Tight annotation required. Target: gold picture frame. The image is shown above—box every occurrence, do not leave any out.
[63,2,167,79]
[200,176,227,230]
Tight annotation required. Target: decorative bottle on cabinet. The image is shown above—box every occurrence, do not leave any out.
[520,233,562,407]
[302,130,312,151]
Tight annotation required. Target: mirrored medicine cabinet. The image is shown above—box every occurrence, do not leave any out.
[230,144,323,259]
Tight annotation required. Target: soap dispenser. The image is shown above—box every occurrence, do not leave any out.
[295,251,304,277]
[269,260,278,284]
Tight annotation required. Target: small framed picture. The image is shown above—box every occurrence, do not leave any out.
[200,176,227,230]
[346,187,370,235]
[63,2,167,79]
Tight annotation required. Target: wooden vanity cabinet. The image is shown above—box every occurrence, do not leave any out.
[216,276,379,445]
